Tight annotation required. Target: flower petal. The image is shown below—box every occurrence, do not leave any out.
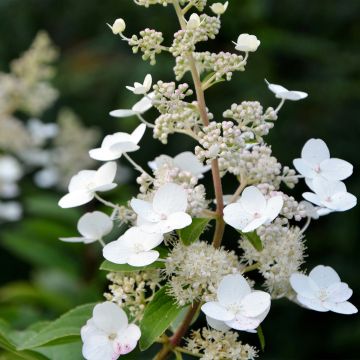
[131,123,146,144]
[309,265,340,288]
[89,147,121,161]
[320,158,353,181]
[102,240,132,264]
[331,192,357,211]
[302,192,323,207]
[301,139,330,165]
[130,198,159,222]
[127,250,160,267]
[217,274,251,307]
[115,324,141,355]
[326,282,353,303]
[78,211,113,239]
[264,195,283,222]
[296,295,328,312]
[58,191,94,208]
[59,236,90,243]
[94,162,117,187]
[206,316,231,332]
[153,183,188,215]
[225,314,260,331]
[68,170,95,192]
[241,216,268,233]
[290,273,318,298]
[322,301,358,315]
[240,291,271,318]
[201,302,234,321]
[82,334,114,360]
[93,302,128,334]
[109,109,137,118]
[223,202,253,231]
[293,159,314,178]
[239,186,266,213]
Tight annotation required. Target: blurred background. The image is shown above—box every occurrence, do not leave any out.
[0,0,359,359]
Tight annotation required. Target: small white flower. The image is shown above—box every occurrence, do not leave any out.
[186,13,201,30]
[293,138,353,186]
[103,226,163,266]
[0,155,23,198]
[302,178,356,212]
[107,18,126,34]
[89,124,146,161]
[233,33,260,52]
[131,183,192,233]
[290,265,357,314]
[0,201,22,222]
[60,211,113,244]
[81,302,140,360]
[126,74,152,95]
[201,274,271,332]
[148,151,210,178]
[265,79,308,101]
[27,118,58,146]
[300,200,331,220]
[223,186,283,233]
[109,92,154,118]
[58,162,117,208]
[210,2,229,15]
[34,166,59,188]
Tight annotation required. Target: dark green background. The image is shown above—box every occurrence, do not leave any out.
[0,0,359,359]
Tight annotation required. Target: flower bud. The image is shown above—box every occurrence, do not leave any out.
[186,13,201,30]
[210,1,229,15]
[108,18,126,34]
[233,33,260,52]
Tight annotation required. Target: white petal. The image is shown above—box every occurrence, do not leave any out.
[264,195,283,222]
[121,227,163,251]
[59,236,90,243]
[103,240,132,264]
[78,211,113,239]
[217,274,251,307]
[127,250,160,266]
[326,282,353,303]
[320,158,353,181]
[223,203,253,231]
[164,212,192,230]
[267,82,288,95]
[206,316,231,332]
[68,170,95,192]
[331,192,357,211]
[82,334,114,360]
[115,324,141,355]
[131,123,146,144]
[94,162,117,187]
[323,301,358,315]
[109,109,137,118]
[296,295,328,312]
[152,183,188,215]
[225,314,260,331]
[240,291,271,318]
[293,159,314,178]
[201,302,234,321]
[302,192,324,207]
[89,148,121,161]
[93,302,128,334]
[242,216,268,233]
[130,198,159,222]
[278,90,308,101]
[290,273,318,298]
[173,152,210,177]
[312,177,347,199]
[309,265,340,288]
[94,183,117,192]
[58,191,94,208]
[239,186,266,213]
[301,139,330,165]
[143,74,152,91]
[132,93,154,113]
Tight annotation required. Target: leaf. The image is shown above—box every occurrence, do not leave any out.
[18,303,95,350]
[242,231,263,251]
[178,218,210,246]
[139,287,184,351]
[257,325,265,351]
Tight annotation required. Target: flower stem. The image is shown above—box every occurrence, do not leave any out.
[123,152,154,179]
[94,193,118,209]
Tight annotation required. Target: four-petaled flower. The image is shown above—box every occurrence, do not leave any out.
[223,186,283,233]
[109,92,154,118]
[201,274,271,332]
[265,79,308,101]
[126,74,152,95]
[210,2,229,15]
[58,162,117,208]
[103,226,163,266]
[60,211,113,244]
[89,124,146,161]
[233,34,260,52]
[131,183,192,233]
[290,265,358,314]
[81,302,141,360]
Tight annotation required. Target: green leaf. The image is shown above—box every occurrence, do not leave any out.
[139,287,184,351]
[257,325,265,351]
[242,231,263,251]
[18,303,95,350]
[178,218,210,245]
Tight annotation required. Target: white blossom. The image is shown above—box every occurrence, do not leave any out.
[59,211,113,244]
[27,118,58,146]
[89,124,146,161]
[210,2,229,15]
[201,274,271,332]
[224,186,283,233]
[107,18,126,35]
[0,155,23,198]
[186,13,202,30]
[81,302,140,360]
[109,92,154,118]
[302,178,356,212]
[126,74,152,95]
[0,201,22,222]
[131,183,192,233]
[290,265,357,314]
[233,34,260,52]
[58,162,117,208]
[103,226,163,266]
[148,151,210,178]
[265,79,308,101]
[293,138,353,185]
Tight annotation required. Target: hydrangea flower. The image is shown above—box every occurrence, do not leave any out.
[109,93,154,118]
[201,274,271,332]
[89,124,146,161]
[293,138,353,185]
[0,155,23,198]
[107,18,126,35]
[223,186,283,232]
[290,265,357,314]
[58,162,117,208]
[265,79,308,101]
[126,74,152,95]
[210,2,229,15]
[81,302,141,360]
[148,151,210,178]
[59,211,113,244]
[103,226,163,266]
[302,178,356,212]
[233,34,260,52]
[186,13,201,29]
[130,183,192,233]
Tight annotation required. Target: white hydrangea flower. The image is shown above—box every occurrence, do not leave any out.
[265,79,308,101]
[59,211,113,244]
[89,124,146,161]
[103,226,163,266]
[302,178,356,212]
[148,151,210,178]
[290,265,357,314]
[293,138,353,186]
[201,274,271,332]
[109,92,154,118]
[126,74,152,95]
[58,162,117,208]
[0,155,23,198]
[210,2,229,15]
[0,201,22,222]
[107,18,126,34]
[186,13,201,30]
[131,183,192,233]
[223,186,283,233]
[81,302,140,360]
[233,34,260,52]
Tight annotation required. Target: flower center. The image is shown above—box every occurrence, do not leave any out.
[134,243,145,252]
[318,289,329,301]
[253,212,261,219]
[325,196,332,203]
[314,164,321,173]
[160,213,167,220]
[108,333,117,341]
